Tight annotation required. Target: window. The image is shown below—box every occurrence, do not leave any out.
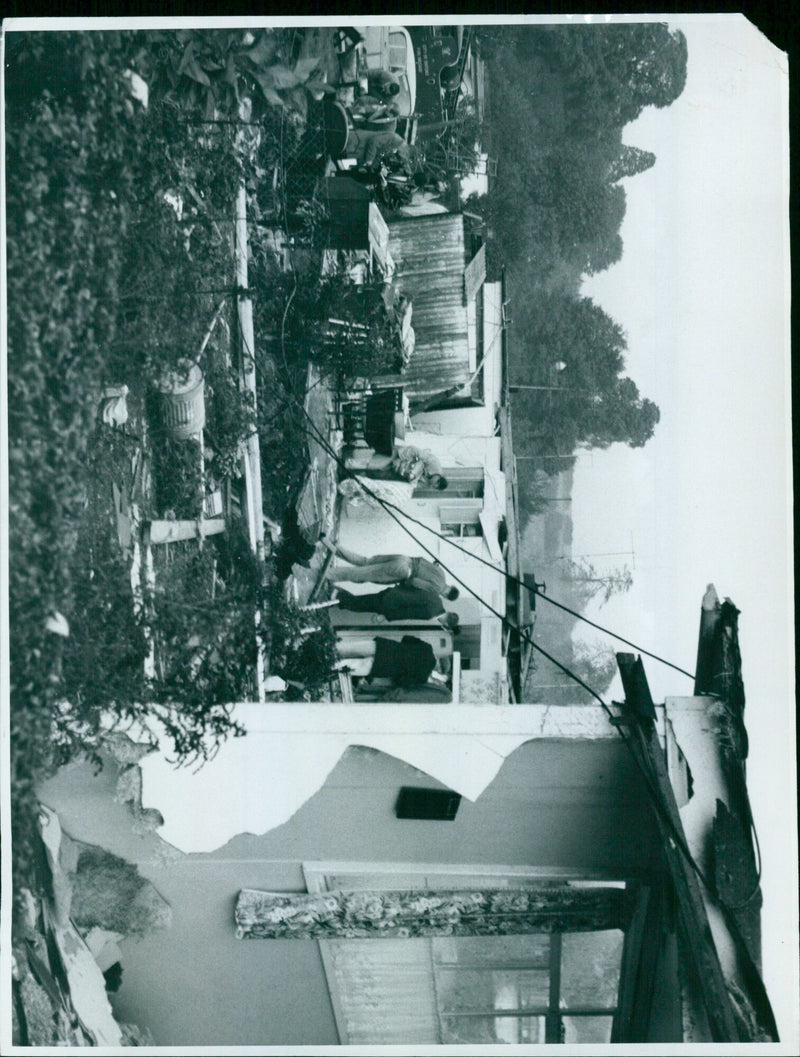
[440,499,483,538]
[306,864,628,1046]
[454,624,481,670]
[388,32,407,68]
[320,931,624,1045]
[434,930,624,1044]
[441,521,482,538]
[414,467,484,499]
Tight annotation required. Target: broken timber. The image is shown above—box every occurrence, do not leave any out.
[616,652,742,1041]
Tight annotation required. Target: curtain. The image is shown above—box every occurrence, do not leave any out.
[322,939,439,1044]
[234,886,628,940]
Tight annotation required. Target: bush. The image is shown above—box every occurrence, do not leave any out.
[70,845,172,936]
[6,27,340,902]
[149,435,205,519]
[7,30,148,902]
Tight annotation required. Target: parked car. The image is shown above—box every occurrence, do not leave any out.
[405,26,460,134]
[360,26,417,118]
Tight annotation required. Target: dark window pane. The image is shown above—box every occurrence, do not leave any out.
[561,930,623,1008]
[563,1015,615,1044]
[441,1015,546,1045]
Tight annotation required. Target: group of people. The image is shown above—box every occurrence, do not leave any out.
[305,541,461,696]
[345,442,448,492]
[336,39,415,172]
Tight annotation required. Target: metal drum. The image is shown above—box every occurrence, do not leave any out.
[153,361,205,440]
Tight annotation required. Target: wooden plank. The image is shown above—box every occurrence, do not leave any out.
[451,650,461,705]
[145,518,227,545]
[612,884,653,1042]
[617,652,656,719]
[479,511,503,563]
[616,660,741,1041]
[368,202,389,268]
[338,671,355,703]
[665,718,692,808]
[463,242,486,303]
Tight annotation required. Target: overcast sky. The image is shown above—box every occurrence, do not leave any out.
[572,15,794,1040]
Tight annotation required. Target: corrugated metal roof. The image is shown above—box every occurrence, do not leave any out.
[464,243,486,302]
[388,215,470,401]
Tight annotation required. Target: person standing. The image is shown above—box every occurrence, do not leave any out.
[335,633,442,688]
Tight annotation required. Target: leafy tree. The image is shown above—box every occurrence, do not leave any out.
[5,27,335,902]
[7,28,148,904]
[571,639,619,694]
[579,376,661,449]
[565,559,634,607]
[611,23,688,110]
[584,233,624,275]
[546,23,689,133]
[609,144,657,183]
[513,293,627,389]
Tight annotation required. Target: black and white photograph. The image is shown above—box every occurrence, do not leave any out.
[2,14,795,1051]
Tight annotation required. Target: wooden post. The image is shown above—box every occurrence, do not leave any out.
[234,181,267,701]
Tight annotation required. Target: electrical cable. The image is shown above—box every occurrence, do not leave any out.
[296,399,733,902]
[271,111,761,912]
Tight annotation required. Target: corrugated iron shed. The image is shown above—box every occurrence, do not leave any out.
[387,214,470,401]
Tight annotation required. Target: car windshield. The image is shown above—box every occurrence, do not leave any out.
[389,33,406,66]
[395,74,412,116]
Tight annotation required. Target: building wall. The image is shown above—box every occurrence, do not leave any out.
[42,738,660,1046]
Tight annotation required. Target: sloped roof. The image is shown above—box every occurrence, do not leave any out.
[387,214,471,401]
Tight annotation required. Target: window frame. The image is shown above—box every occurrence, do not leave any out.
[304,862,639,1044]
[433,929,624,1044]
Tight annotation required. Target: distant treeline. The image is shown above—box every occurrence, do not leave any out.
[473,22,687,282]
[471,23,688,482]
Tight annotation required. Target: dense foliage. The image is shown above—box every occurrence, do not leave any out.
[5,28,338,899]
[7,30,148,898]
[510,293,660,455]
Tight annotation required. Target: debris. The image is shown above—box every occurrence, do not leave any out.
[43,901,123,1047]
[264,675,288,692]
[82,928,124,974]
[114,764,142,808]
[18,971,59,1046]
[101,730,156,767]
[100,385,130,428]
[70,845,172,937]
[122,69,149,108]
[45,612,70,638]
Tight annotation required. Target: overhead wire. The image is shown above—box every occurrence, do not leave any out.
[292,392,737,903]
[269,107,761,912]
